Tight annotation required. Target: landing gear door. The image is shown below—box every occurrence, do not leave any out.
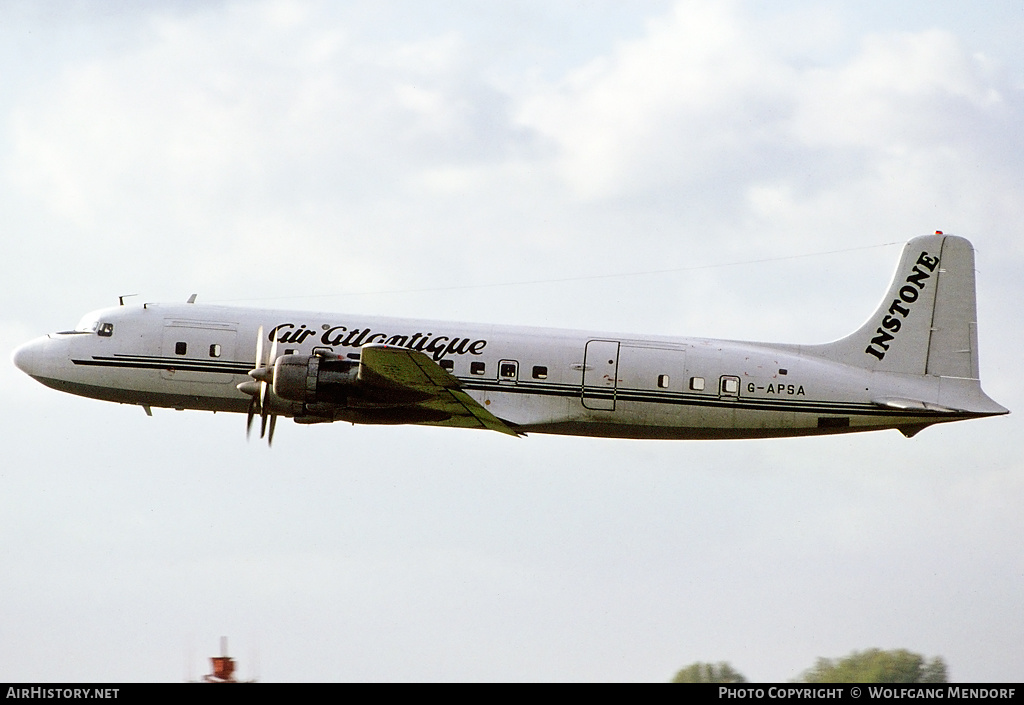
[582,340,620,411]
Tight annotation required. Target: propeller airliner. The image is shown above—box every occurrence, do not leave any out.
[12,233,1007,444]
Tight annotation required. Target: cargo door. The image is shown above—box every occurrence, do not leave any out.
[160,319,239,383]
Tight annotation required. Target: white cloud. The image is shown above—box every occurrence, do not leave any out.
[517,1,780,200]
[515,2,1024,263]
[9,0,1022,302]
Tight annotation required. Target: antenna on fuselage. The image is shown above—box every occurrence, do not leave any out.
[117,294,138,306]
[187,293,198,304]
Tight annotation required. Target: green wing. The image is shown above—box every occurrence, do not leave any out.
[358,344,522,437]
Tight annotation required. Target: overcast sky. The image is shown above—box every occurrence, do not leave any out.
[2,0,1022,682]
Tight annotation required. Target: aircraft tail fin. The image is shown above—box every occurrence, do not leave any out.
[814,234,987,380]
[806,232,1007,420]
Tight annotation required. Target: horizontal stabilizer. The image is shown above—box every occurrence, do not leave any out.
[872,397,959,414]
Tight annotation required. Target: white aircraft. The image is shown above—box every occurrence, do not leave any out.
[12,233,1007,444]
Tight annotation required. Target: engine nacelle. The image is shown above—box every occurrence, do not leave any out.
[273,350,438,416]
[273,353,359,405]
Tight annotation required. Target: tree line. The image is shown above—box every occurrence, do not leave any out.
[672,649,948,683]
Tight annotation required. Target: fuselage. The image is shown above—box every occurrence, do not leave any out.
[13,301,998,440]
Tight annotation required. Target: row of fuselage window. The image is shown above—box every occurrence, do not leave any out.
[173,341,733,393]
[456,359,724,393]
[445,359,721,393]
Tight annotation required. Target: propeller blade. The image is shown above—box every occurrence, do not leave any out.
[267,335,279,385]
[246,396,257,439]
[245,326,266,442]
[255,325,265,370]
[245,325,280,448]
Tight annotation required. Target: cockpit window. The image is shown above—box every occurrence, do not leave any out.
[74,314,100,333]
[71,313,114,336]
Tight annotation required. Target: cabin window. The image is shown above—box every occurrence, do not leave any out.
[657,374,670,388]
[779,368,788,376]
[532,366,548,380]
[209,344,221,358]
[471,361,486,375]
[175,342,187,355]
[284,349,295,356]
[439,359,455,372]
[689,376,705,391]
[97,323,114,337]
[720,376,740,395]
[500,362,518,379]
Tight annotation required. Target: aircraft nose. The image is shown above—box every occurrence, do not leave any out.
[12,336,54,378]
